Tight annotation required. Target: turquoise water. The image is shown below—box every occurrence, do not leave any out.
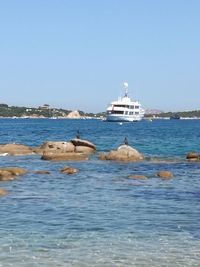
[0,119,200,266]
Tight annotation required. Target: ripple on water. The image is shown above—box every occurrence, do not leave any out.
[0,119,200,266]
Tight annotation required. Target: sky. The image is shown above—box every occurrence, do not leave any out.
[0,0,199,113]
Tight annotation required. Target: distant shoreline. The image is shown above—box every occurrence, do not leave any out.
[0,116,103,120]
[1,103,200,119]
[1,116,200,121]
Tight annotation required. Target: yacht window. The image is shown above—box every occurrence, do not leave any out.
[112,110,124,114]
[114,104,129,108]
[129,112,134,115]
[135,112,139,115]
[125,111,128,115]
[129,105,134,109]
[135,106,139,109]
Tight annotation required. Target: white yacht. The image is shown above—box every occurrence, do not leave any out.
[106,82,144,122]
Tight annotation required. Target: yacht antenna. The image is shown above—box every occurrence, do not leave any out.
[123,82,128,97]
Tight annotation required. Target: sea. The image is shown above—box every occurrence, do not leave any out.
[0,118,200,267]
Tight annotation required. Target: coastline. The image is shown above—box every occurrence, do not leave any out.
[0,116,200,120]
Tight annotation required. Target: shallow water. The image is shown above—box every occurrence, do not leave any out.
[0,119,200,266]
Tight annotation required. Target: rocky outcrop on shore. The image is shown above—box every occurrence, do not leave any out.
[99,144,144,162]
[67,110,81,119]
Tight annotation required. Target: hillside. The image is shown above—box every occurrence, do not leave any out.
[145,110,200,118]
[0,104,78,118]
[0,103,200,119]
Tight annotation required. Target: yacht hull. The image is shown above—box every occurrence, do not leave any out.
[106,114,142,122]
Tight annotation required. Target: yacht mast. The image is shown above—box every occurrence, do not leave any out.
[123,82,128,97]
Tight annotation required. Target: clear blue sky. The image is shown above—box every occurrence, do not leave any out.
[0,0,199,112]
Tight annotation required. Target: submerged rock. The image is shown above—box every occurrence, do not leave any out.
[0,167,27,181]
[99,144,143,162]
[0,188,8,196]
[128,175,147,180]
[60,166,79,175]
[148,157,181,164]
[41,152,88,161]
[0,170,15,181]
[34,170,51,175]
[98,153,107,160]
[157,171,173,179]
[0,144,34,156]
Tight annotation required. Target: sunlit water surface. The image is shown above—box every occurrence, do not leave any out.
[0,119,200,266]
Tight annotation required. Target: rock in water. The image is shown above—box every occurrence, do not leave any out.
[186,152,200,161]
[0,144,34,156]
[35,141,75,154]
[38,139,96,160]
[0,167,27,181]
[99,144,143,162]
[0,188,8,196]
[75,146,95,154]
[34,171,51,175]
[157,171,173,179]
[70,139,96,151]
[60,166,79,175]
[41,152,88,161]
[128,175,147,180]
[0,170,15,181]
[117,145,143,159]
